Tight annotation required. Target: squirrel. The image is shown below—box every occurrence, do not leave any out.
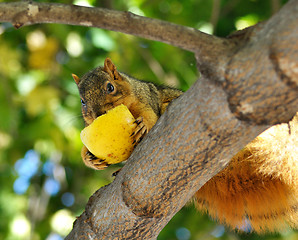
[72,58,182,169]
[73,57,297,233]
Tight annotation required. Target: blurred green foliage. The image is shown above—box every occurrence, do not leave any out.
[0,0,296,240]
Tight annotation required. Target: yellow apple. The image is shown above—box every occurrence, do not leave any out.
[80,104,136,165]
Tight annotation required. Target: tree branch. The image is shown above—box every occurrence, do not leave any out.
[0,2,228,53]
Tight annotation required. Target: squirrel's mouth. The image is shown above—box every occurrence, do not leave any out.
[84,110,106,126]
[97,111,106,117]
[100,110,107,117]
[90,109,107,121]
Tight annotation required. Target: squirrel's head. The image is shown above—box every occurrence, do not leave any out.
[73,58,132,126]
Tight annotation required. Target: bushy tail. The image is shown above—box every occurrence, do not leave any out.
[195,113,298,233]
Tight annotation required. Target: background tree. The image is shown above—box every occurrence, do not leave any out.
[0,0,296,240]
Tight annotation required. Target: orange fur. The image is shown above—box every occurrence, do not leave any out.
[195,113,298,233]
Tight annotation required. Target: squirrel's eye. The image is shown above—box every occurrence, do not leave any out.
[81,99,86,106]
[106,82,115,94]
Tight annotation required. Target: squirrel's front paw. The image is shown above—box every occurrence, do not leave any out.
[131,117,147,147]
[81,146,109,170]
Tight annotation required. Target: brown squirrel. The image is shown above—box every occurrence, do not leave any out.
[72,58,182,169]
[73,58,297,233]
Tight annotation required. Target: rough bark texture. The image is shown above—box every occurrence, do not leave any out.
[0,0,297,239]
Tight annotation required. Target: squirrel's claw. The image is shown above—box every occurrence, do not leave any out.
[86,151,97,160]
[131,116,147,147]
[82,146,109,170]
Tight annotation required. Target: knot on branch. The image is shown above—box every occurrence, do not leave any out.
[12,2,40,29]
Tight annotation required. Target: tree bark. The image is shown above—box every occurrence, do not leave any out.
[0,0,297,239]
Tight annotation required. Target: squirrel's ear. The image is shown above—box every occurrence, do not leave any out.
[72,74,80,85]
[104,58,122,81]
